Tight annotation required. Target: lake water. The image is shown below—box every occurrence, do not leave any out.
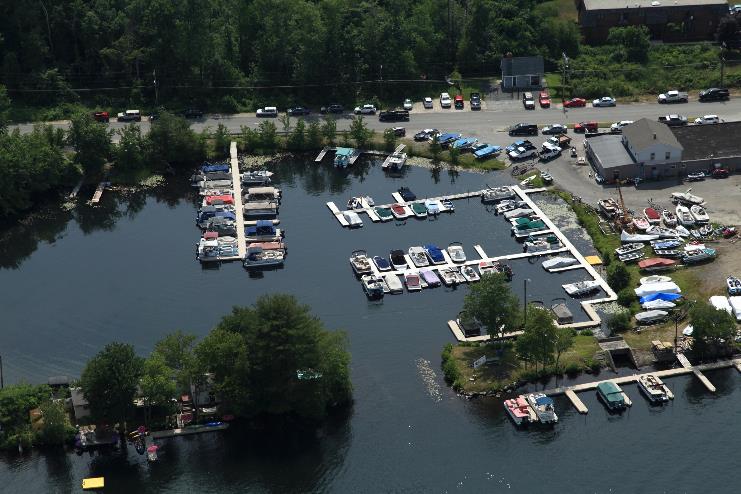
[0,158,738,493]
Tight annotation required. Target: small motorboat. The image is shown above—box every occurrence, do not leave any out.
[640,275,672,285]
[618,251,645,263]
[409,246,430,267]
[642,299,676,310]
[651,239,683,250]
[661,209,677,227]
[632,217,650,230]
[245,221,282,242]
[686,171,706,181]
[562,280,600,297]
[598,198,621,217]
[638,258,678,272]
[681,248,716,264]
[243,246,284,269]
[347,197,363,209]
[241,170,273,185]
[675,205,694,227]
[383,152,407,170]
[645,226,680,238]
[447,242,466,263]
[391,203,412,220]
[676,225,691,237]
[615,243,644,256]
[495,200,527,214]
[404,271,422,291]
[481,186,514,203]
[638,374,671,404]
[420,268,441,287]
[361,275,385,299]
[504,396,536,426]
[410,202,428,218]
[620,231,659,243]
[460,265,480,282]
[389,250,408,270]
[635,310,669,325]
[698,224,713,236]
[690,205,709,224]
[342,211,364,228]
[524,239,550,252]
[424,199,442,215]
[479,260,497,276]
[671,189,704,206]
[373,256,391,271]
[474,144,502,159]
[551,301,573,324]
[383,273,404,293]
[526,393,558,424]
[349,250,373,275]
[441,199,455,212]
[452,136,478,150]
[540,171,553,184]
[375,206,394,221]
[439,267,466,286]
[503,208,534,220]
[424,244,446,265]
[727,276,741,296]
[542,257,578,270]
[398,187,416,202]
[643,207,661,224]
[653,249,682,258]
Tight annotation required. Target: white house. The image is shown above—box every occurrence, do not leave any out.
[622,118,684,165]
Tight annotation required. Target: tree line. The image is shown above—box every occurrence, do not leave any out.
[0,294,352,451]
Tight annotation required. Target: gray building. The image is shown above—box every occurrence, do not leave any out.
[500,56,544,92]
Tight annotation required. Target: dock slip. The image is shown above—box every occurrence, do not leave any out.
[90,181,108,203]
[326,202,349,226]
[150,422,229,439]
[381,144,406,169]
[230,141,247,259]
[315,146,331,162]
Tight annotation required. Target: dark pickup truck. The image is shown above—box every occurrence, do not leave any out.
[658,114,688,126]
[379,110,410,122]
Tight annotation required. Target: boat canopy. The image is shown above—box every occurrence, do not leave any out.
[639,292,682,304]
[534,396,553,406]
[203,231,218,240]
[335,147,354,157]
[205,194,234,205]
[247,186,277,195]
[247,220,276,235]
[243,202,276,210]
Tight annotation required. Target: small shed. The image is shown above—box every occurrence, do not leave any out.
[500,56,544,92]
[70,387,91,421]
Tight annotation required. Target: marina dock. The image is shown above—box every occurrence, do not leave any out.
[677,353,715,392]
[326,202,349,226]
[315,146,330,162]
[150,422,229,439]
[90,181,107,203]
[231,142,247,259]
[447,319,523,342]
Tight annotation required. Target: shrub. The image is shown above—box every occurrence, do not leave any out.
[607,310,632,333]
[564,362,581,376]
[607,263,630,291]
[441,344,461,386]
[583,358,601,373]
[617,288,634,308]
[580,329,593,337]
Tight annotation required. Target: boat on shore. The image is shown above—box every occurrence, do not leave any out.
[562,280,600,296]
[643,207,661,224]
[504,396,537,426]
[654,249,682,258]
[727,276,741,296]
[638,258,677,272]
[671,189,704,206]
[645,226,680,238]
[447,242,466,263]
[682,247,716,264]
[635,310,669,324]
[676,205,695,226]
[661,209,677,227]
[651,239,683,250]
[618,251,644,263]
[526,393,558,424]
[690,205,710,224]
[597,381,627,411]
[638,374,671,403]
[615,243,644,256]
[632,217,650,230]
[409,246,430,267]
[361,275,385,299]
[640,275,672,285]
[349,250,372,275]
[620,231,659,243]
[598,198,621,217]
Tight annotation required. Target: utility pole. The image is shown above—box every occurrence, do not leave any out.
[379,64,383,102]
[0,354,3,388]
[561,52,569,104]
[720,43,727,88]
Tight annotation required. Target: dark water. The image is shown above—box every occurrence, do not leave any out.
[0,159,739,493]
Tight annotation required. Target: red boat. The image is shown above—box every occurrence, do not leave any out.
[638,258,677,272]
[205,194,234,205]
[643,207,661,224]
[391,203,411,220]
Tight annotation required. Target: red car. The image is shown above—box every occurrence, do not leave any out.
[712,168,729,178]
[539,91,551,108]
[454,94,464,109]
[563,98,587,108]
[574,121,598,133]
[92,111,110,123]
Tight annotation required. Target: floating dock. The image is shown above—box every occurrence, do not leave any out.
[90,181,107,203]
[150,423,229,439]
[315,146,330,162]
[326,202,349,226]
[447,319,523,343]
[230,142,247,259]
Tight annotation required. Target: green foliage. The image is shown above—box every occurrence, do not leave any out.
[581,329,594,337]
[152,330,197,392]
[240,125,261,152]
[306,121,322,149]
[0,384,50,450]
[383,128,398,152]
[321,117,337,146]
[564,362,581,376]
[213,123,231,158]
[516,305,557,371]
[617,288,635,308]
[80,342,144,424]
[441,343,462,390]
[449,148,460,165]
[690,301,737,359]
[114,125,148,171]
[607,263,631,292]
[148,112,206,167]
[140,354,177,424]
[553,328,575,369]
[429,136,442,162]
[278,113,291,133]
[67,112,112,174]
[287,118,306,151]
[349,116,373,148]
[607,25,651,63]
[36,400,73,447]
[462,272,521,340]
[0,85,10,133]
[258,120,278,150]
[607,310,632,333]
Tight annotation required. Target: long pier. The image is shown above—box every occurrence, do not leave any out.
[230,142,247,259]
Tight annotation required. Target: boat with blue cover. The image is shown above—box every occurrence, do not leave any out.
[474,144,502,159]
[197,210,236,228]
[334,147,354,168]
[452,137,478,150]
[423,244,446,264]
[526,393,558,423]
[245,220,282,242]
[201,162,230,173]
[437,133,461,146]
[373,256,391,271]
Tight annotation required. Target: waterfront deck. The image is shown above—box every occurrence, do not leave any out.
[447,319,524,343]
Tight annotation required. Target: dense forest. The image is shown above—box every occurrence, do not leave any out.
[0,0,579,111]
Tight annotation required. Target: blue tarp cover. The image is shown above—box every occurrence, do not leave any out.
[202,164,229,173]
[535,396,553,406]
[639,292,683,304]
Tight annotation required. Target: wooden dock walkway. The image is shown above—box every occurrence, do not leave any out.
[69,178,84,199]
[677,353,715,391]
[326,202,349,226]
[446,320,523,343]
[150,423,229,439]
[315,146,331,162]
[90,181,107,203]
[381,144,406,169]
[565,389,588,414]
[348,149,362,165]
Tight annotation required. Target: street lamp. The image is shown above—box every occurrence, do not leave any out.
[523,278,531,327]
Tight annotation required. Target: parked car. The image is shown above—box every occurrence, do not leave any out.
[541,124,567,135]
[686,171,706,181]
[423,97,433,109]
[522,92,535,110]
[402,99,413,111]
[539,91,551,108]
[712,167,730,178]
[470,92,481,110]
[117,109,141,122]
[440,92,452,108]
[592,96,616,107]
[454,94,464,109]
[658,114,688,126]
[183,108,203,119]
[574,121,598,133]
[694,114,720,125]
[288,107,311,116]
[256,107,278,117]
[378,110,409,122]
[390,126,406,137]
[354,104,377,115]
[506,140,534,153]
[508,146,537,160]
[547,135,571,149]
[92,111,109,123]
[508,123,538,136]
[658,90,688,104]
[563,97,587,108]
[699,87,729,102]
[320,104,344,114]
[610,120,634,132]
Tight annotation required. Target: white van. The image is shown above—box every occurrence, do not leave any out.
[256,106,278,117]
[440,93,451,108]
[117,109,141,122]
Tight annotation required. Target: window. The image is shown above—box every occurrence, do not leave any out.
[665,152,671,160]
[650,152,655,160]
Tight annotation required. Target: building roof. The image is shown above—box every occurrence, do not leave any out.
[582,0,727,10]
[622,118,682,152]
[672,121,741,161]
[588,135,635,169]
[501,56,544,76]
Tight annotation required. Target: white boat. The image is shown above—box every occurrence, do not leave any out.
[524,239,550,252]
[503,208,534,220]
[349,250,373,275]
[460,265,480,282]
[730,296,741,321]
[242,246,284,269]
[404,271,422,291]
[634,281,681,297]
[447,242,466,263]
[383,273,404,293]
[710,295,733,315]
[342,211,364,228]
[241,170,273,185]
[640,275,672,285]
[675,205,694,227]
[243,201,278,218]
[618,251,644,263]
[675,225,691,237]
[197,237,221,262]
[383,151,407,170]
[360,275,384,299]
[635,310,669,324]
[424,199,442,215]
[637,374,671,404]
[526,393,558,424]
[633,217,650,230]
[495,200,527,214]
[562,280,600,296]
[439,267,466,286]
[244,186,281,203]
[408,246,430,267]
[615,243,644,256]
[690,205,709,224]
[479,260,497,276]
[642,299,676,310]
[645,226,680,238]
[598,198,621,217]
[661,209,677,227]
[542,257,578,270]
[481,186,514,203]
[727,276,741,296]
[620,231,659,243]
[671,189,704,206]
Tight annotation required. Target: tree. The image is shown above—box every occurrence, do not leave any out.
[147,112,206,167]
[515,305,557,371]
[607,310,632,333]
[287,118,306,151]
[114,125,148,171]
[240,125,260,152]
[607,263,631,292]
[607,25,651,63]
[152,330,197,391]
[383,128,398,152]
[716,16,739,44]
[349,115,373,148]
[139,354,177,426]
[306,121,322,149]
[80,342,144,425]
[690,301,737,359]
[258,120,278,150]
[194,328,250,412]
[462,272,521,340]
[0,384,50,450]
[213,123,231,158]
[553,328,575,370]
[0,85,10,133]
[67,112,112,175]
[278,113,291,133]
[321,116,337,146]
[430,135,442,162]
[36,400,72,447]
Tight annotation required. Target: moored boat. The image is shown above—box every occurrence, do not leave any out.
[526,393,558,424]
[410,202,428,218]
[350,250,373,275]
[373,255,391,271]
[404,271,422,291]
[447,242,466,263]
[245,220,282,242]
[383,151,407,170]
[460,265,480,282]
[241,170,273,185]
[424,199,442,215]
[562,280,600,296]
[243,201,278,218]
[361,275,385,299]
[542,257,578,270]
[398,187,416,202]
[524,239,550,252]
[375,206,393,221]
[391,203,412,220]
[637,374,671,404]
[409,246,430,267]
[504,396,536,426]
[441,199,455,212]
[503,208,534,220]
[242,245,284,269]
[383,273,404,293]
[439,267,466,286]
[424,244,446,265]
[420,268,441,287]
[596,381,627,411]
[495,200,527,214]
[643,207,661,224]
[481,186,514,203]
[390,249,408,270]
[342,211,364,228]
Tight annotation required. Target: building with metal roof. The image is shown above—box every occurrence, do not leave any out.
[500,56,544,92]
